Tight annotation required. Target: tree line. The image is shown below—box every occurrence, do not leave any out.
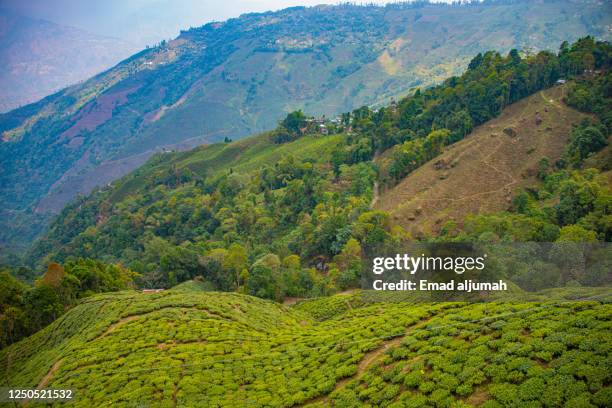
[0,259,136,348]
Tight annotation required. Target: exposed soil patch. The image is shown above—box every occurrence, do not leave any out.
[466,385,490,406]
[283,297,303,306]
[376,86,586,236]
[60,86,140,140]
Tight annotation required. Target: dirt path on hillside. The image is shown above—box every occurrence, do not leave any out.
[96,315,141,340]
[297,316,434,407]
[36,359,62,390]
[355,336,402,373]
[22,359,63,406]
[370,152,381,207]
[172,363,186,408]
[94,305,222,342]
[370,180,380,207]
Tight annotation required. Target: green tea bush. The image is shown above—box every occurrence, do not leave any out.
[1,290,610,407]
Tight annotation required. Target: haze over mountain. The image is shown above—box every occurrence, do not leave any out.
[0,0,610,254]
[1,0,387,112]
[0,0,402,48]
[0,10,138,112]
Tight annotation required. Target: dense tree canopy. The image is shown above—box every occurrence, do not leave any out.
[0,260,136,348]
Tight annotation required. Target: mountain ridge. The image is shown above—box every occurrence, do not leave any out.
[1,0,610,252]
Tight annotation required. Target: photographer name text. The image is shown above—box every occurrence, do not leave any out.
[372,279,507,292]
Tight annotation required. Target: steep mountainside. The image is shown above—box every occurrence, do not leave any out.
[1,0,610,252]
[0,10,137,112]
[376,85,586,236]
[2,286,610,406]
[24,38,610,292]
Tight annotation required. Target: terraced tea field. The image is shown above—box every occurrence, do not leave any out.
[2,286,610,407]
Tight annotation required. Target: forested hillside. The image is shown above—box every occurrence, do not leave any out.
[1,0,610,254]
[0,260,137,348]
[25,37,610,298]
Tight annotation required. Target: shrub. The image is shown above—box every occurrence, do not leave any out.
[489,383,519,406]
[519,377,546,402]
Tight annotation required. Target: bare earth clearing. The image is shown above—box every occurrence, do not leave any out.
[376,86,585,236]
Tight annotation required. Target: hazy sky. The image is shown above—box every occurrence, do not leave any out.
[0,0,453,47]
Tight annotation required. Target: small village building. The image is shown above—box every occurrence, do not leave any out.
[142,289,165,294]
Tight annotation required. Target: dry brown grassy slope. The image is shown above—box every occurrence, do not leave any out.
[375,85,586,237]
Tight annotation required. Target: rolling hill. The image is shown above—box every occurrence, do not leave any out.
[375,85,586,236]
[2,286,610,406]
[1,0,611,252]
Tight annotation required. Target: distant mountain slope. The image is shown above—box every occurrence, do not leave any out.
[0,10,137,112]
[376,85,586,236]
[22,37,610,282]
[2,287,610,406]
[1,0,610,252]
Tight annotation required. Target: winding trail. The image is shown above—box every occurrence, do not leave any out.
[97,315,140,340]
[36,360,62,390]
[297,315,434,407]
[370,180,380,207]
[370,151,381,207]
[22,359,64,406]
